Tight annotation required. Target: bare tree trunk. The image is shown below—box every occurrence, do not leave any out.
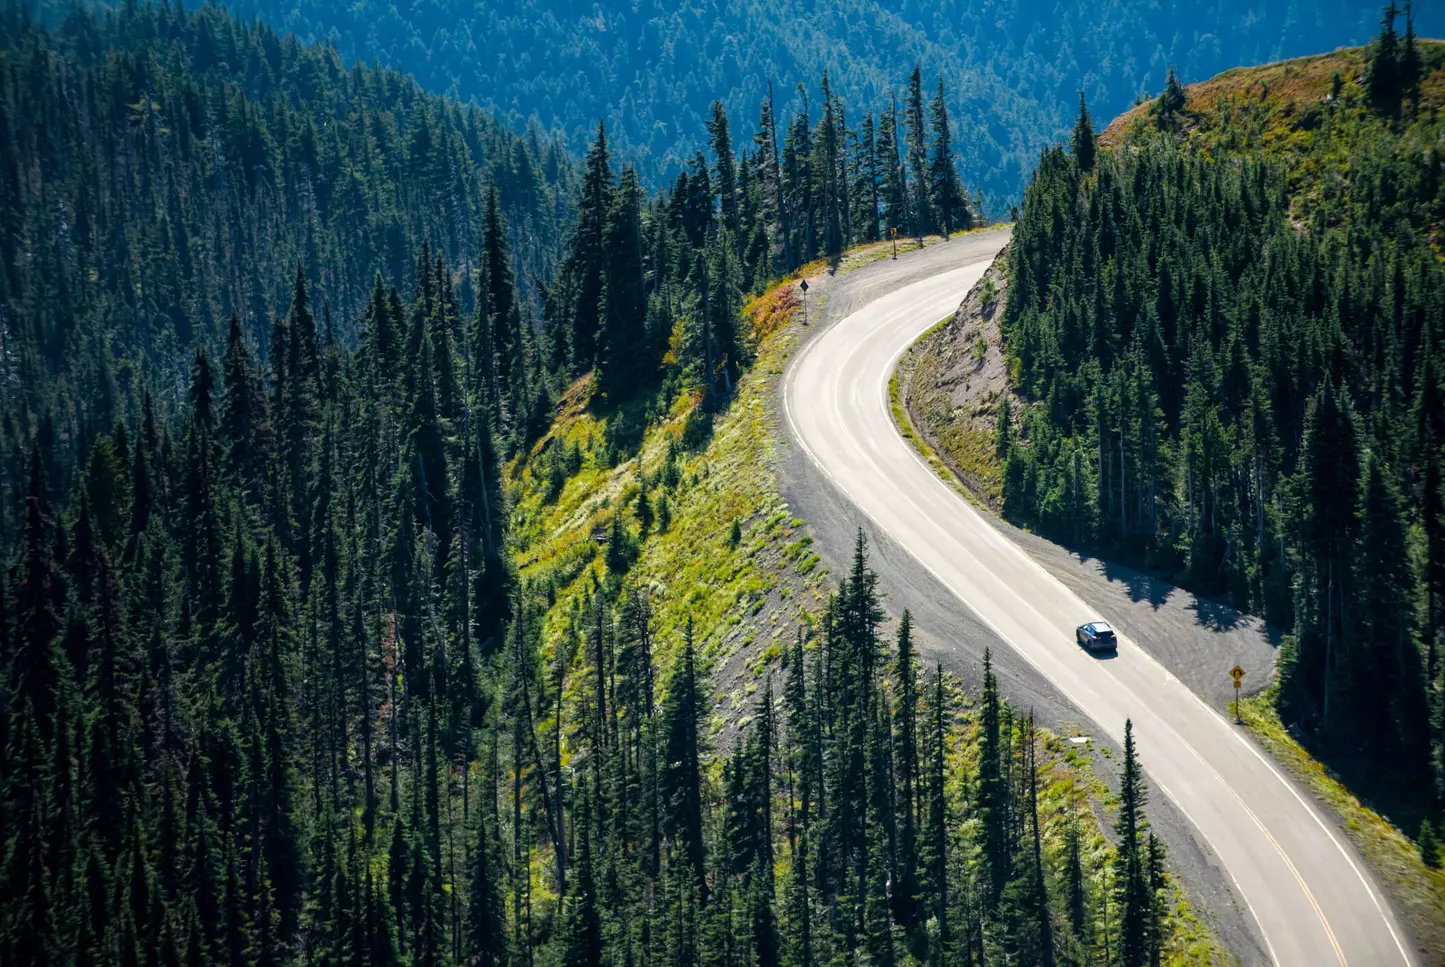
[1324,559,1334,726]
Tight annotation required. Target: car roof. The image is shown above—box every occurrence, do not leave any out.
[1086,621,1113,633]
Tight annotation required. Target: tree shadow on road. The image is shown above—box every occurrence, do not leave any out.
[1098,557,1172,611]
[1040,533,1283,648]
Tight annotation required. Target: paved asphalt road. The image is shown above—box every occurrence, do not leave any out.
[780,243,1415,967]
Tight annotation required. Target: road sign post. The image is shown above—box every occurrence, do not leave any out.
[890,226,898,260]
[800,278,809,326]
[1230,665,1245,723]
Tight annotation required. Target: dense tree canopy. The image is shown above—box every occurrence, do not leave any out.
[998,24,1445,821]
[220,0,1442,207]
[0,2,576,424]
[0,5,1194,967]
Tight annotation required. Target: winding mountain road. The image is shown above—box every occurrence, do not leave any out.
[780,242,1415,966]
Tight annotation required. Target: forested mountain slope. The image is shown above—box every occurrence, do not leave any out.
[217,0,1439,204]
[0,4,1230,964]
[0,2,576,421]
[905,14,1445,920]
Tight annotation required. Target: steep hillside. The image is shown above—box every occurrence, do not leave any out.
[220,0,1435,202]
[507,242,1227,965]
[0,3,575,416]
[900,29,1445,960]
[896,252,1012,512]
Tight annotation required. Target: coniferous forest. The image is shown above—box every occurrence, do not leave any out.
[212,0,1444,203]
[0,4,1200,967]
[998,10,1445,825]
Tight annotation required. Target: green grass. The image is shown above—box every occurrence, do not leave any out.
[510,245,1226,964]
[888,331,995,514]
[508,275,833,713]
[1241,689,1445,961]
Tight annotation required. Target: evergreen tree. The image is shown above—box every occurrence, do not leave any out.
[892,611,920,927]
[561,787,604,967]
[904,67,933,239]
[1072,91,1096,173]
[248,539,307,942]
[1289,379,1363,734]
[1153,66,1187,128]
[709,101,741,246]
[927,80,969,237]
[1115,720,1149,967]
[12,452,64,744]
[598,167,649,398]
[661,622,707,891]
[466,761,506,967]
[1350,452,1429,763]
[480,182,525,426]
[1366,3,1402,112]
[924,666,949,953]
[569,123,615,373]
[1402,1,1422,112]
[877,95,910,239]
[977,650,1009,901]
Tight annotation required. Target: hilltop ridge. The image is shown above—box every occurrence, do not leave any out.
[1102,39,1445,146]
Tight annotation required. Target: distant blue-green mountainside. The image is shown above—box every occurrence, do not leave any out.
[211,0,1438,205]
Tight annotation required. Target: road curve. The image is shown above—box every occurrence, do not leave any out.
[781,252,1415,967]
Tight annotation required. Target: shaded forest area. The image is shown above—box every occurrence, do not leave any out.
[213,0,1441,206]
[0,4,1200,967]
[998,9,1445,842]
[0,2,577,413]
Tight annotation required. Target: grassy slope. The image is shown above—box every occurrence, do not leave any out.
[509,237,955,713]
[1101,41,1445,149]
[507,238,1225,963]
[1104,40,1445,244]
[896,255,1013,514]
[897,43,1445,962]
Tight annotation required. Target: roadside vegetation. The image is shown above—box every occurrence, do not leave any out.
[505,250,1226,966]
[900,10,1445,959]
[1241,689,1445,958]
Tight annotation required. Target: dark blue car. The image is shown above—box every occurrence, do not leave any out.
[1076,621,1117,652]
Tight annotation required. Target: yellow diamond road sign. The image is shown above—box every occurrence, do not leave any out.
[1230,665,1245,683]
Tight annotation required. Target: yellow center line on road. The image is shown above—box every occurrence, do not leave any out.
[779,258,1414,966]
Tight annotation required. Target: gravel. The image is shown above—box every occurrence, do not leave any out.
[772,228,1272,966]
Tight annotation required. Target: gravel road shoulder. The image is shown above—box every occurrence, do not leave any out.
[773,228,1270,966]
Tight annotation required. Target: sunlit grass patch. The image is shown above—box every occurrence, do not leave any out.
[1241,688,1445,959]
[508,264,828,703]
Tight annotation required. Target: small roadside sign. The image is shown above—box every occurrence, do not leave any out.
[1230,665,1245,683]
[1230,665,1245,723]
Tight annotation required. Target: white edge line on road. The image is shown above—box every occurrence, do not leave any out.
[864,278,1415,967]
[786,285,1292,967]
[778,257,1419,967]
